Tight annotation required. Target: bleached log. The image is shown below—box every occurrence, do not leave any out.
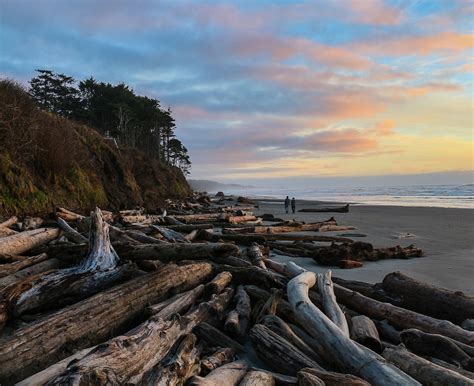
[247,242,266,269]
[249,324,324,375]
[0,227,18,238]
[298,367,370,386]
[0,216,18,228]
[137,334,201,386]
[223,218,337,235]
[152,225,189,243]
[188,360,248,386]
[350,315,382,353]
[48,289,233,385]
[200,347,235,375]
[383,346,474,385]
[297,371,325,386]
[185,229,199,241]
[0,262,214,384]
[240,370,275,386]
[249,368,297,385]
[333,283,474,345]
[319,225,356,232]
[0,253,48,278]
[57,218,87,244]
[317,270,349,337]
[175,213,224,223]
[224,285,251,339]
[287,272,420,385]
[227,215,257,224]
[0,228,61,255]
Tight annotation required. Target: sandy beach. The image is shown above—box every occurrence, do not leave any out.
[254,199,474,295]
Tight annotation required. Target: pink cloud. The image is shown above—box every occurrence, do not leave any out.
[347,0,403,26]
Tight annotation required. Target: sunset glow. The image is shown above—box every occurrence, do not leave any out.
[1,0,472,181]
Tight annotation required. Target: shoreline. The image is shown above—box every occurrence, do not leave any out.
[254,199,474,294]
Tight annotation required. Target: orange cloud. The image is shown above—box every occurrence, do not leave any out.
[347,0,402,26]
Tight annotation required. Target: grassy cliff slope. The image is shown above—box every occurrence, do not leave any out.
[0,80,191,216]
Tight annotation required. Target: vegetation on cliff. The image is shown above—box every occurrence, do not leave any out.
[0,79,191,216]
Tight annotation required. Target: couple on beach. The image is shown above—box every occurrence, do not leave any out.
[285,196,296,214]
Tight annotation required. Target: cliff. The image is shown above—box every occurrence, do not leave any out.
[0,80,191,216]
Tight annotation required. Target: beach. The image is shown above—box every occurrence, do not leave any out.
[254,200,474,295]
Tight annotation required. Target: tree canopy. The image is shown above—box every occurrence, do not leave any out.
[28,70,191,174]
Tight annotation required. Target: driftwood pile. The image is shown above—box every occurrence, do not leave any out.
[0,196,473,385]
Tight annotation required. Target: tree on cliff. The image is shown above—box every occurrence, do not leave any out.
[27,70,191,175]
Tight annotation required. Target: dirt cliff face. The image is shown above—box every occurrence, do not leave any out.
[0,81,191,216]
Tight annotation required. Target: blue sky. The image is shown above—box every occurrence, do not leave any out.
[1,0,472,183]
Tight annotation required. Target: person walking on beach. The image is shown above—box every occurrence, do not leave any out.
[291,197,296,214]
[284,196,290,214]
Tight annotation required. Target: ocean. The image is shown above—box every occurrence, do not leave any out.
[216,184,474,209]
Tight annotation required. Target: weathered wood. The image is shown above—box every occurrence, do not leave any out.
[223,218,337,235]
[204,271,233,296]
[175,213,224,223]
[136,259,163,271]
[224,285,251,339]
[48,289,233,385]
[247,242,267,269]
[298,204,349,213]
[228,215,257,224]
[0,253,48,278]
[185,229,200,242]
[196,230,266,245]
[200,347,235,375]
[164,215,184,225]
[424,357,474,380]
[0,228,61,255]
[317,270,349,337]
[194,322,245,353]
[153,225,190,243]
[340,260,363,268]
[216,265,285,290]
[400,328,474,370]
[166,223,214,232]
[374,319,401,344]
[0,227,18,237]
[0,262,214,384]
[333,283,474,345]
[146,284,205,318]
[0,299,7,331]
[350,315,382,353]
[249,368,297,385]
[0,216,18,228]
[297,371,325,386]
[22,217,44,230]
[137,334,201,386]
[250,324,324,375]
[298,367,370,386]
[188,360,248,386]
[287,271,419,385]
[240,370,275,386]
[319,225,356,232]
[56,207,85,222]
[381,271,474,324]
[383,346,474,385]
[261,315,325,365]
[57,218,87,244]
[16,346,95,386]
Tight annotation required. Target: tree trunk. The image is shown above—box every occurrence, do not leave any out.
[333,283,474,345]
[48,289,233,385]
[0,253,48,278]
[188,360,248,386]
[146,285,205,318]
[0,228,61,255]
[249,324,324,375]
[287,272,420,385]
[400,329,474,370]
[317,270,349,337]
[240,370,275,386]
[137,334,200,386]
[381,271,474,324]
[0,262,214,384]
[382,346,474,385]
[224,285,251,339]
[200,347,235,375]
[350,315,382,353]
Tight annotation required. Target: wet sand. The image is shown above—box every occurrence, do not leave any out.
[254,200,474,294]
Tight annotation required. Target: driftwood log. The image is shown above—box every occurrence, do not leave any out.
[49,289,233,385]
[224,285,251,339]
[350,315,382,353]
[383,346,474,385]
[298,204,349,213]
[0,253,48,278]
[188,360,248,386]
[200,347,235,375]
[194,322,245,353]
[240,370,275,386]
[247,242,266,269]
[298,368,370,386]
[0,228,60,255]
[0,262,214,384]
[287,271,419,385]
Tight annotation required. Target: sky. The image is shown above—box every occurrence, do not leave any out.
[1,0,473,184]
